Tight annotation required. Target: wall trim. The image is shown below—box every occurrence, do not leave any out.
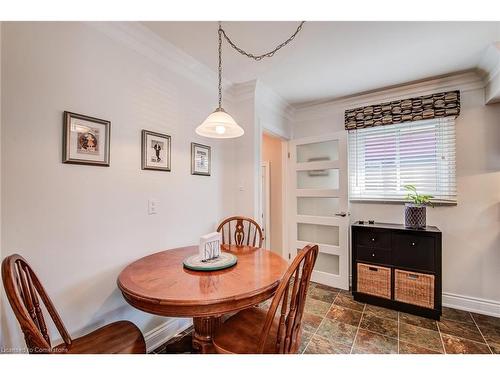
[478,43,500,84]
[293,70,485,122]
[442,292,500,318]
[144,318,192,353]
[479,43,500,104]
[86,22,232,98]
[228,80,257,103]
[348,277,500,318]
[256,81,295,122]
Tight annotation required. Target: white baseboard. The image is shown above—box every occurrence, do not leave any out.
[144,318,193,353]
[349,276,500,318]
[442,292,500,318]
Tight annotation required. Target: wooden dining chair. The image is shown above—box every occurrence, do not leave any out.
[217,216,264,248]
[212,244,319,354]
[2,254,146,354]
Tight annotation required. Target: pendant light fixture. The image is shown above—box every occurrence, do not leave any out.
[196,21,305,139]
[196,23,244,138]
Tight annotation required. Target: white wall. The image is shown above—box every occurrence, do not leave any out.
[228,81,293,222]
[292,73,500,316]
[229,81,259,219]
[1,22,237,350]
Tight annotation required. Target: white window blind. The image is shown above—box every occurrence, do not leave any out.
[348,117,456,203]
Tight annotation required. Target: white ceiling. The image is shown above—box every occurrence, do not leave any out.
[143,21,500,105]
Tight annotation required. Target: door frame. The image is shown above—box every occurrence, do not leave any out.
[260,161,271,249]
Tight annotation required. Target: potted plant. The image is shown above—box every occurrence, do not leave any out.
[403,185,433,229]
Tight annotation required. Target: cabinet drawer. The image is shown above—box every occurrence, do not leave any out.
[356,246,391,265]
[356,229,391,249]
[392,233,435,272]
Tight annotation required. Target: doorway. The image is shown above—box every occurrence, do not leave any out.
[261,132,285,256]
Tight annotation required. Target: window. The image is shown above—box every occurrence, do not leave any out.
[348,118,456,203]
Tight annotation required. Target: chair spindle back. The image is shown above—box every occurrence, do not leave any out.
[2,254,72,353]
[217,216,264,248]
[258,244,319,354]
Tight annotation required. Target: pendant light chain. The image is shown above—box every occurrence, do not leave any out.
[218,22,223,110]
[216,21,305,109]
[200,21,305,138]
[219,21,305,61]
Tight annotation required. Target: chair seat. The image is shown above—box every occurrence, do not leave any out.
[214,307,297,354]
[54,320,146,354]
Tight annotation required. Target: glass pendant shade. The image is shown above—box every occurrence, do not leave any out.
[196,108,244,139]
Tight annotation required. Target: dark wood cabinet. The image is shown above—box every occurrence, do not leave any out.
[352,222,442,320]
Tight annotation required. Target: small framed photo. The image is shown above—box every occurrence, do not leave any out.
[63,111,111,166]
[142,130,171,171]
[191,142,211,176]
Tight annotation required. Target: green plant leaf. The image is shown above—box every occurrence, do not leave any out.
[404,185,417,192]
[403,185,433,206]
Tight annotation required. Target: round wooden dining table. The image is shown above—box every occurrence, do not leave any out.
[117,244,289,353]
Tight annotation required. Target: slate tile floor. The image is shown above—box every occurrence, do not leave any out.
[153,281,499,354]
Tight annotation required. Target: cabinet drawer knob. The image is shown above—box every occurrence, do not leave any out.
[371,238,375,242]
[372,253,375,257]
[411,242,416,246]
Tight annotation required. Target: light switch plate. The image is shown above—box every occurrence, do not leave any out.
[148,199,158,215]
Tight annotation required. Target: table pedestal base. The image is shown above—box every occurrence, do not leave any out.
[192,316,221,354]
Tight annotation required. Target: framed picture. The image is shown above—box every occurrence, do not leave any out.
[63,111,111,166]
[141,130,171,171]
[191,142,211,176]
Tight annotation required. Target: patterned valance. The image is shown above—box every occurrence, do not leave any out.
[345,90,460,130]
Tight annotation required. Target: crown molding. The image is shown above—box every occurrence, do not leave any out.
[478,42,500,83]
[479,42,500,104]
[293,70,485,122]
[255,81,293,139]
[86,22,232,96]
[84,23,295,115]
[227,80,257,104]
[256,81,295,122]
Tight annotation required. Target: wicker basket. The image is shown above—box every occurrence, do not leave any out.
[357,263,391,299]
[395,269,435,309]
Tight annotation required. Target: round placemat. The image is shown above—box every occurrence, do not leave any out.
[183,252,238,271]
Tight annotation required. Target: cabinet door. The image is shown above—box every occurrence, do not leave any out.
[392,233,435,272]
